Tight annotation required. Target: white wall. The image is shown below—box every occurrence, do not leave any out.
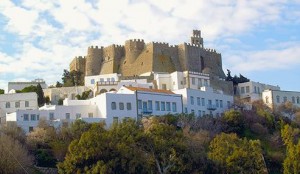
[238,81,280,102]
[174,88,233,117]
[0,92,38,123]
[262,89,300,110]
[85,73,120,87]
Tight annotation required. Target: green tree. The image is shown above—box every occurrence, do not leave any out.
[208,133,267,174]
[62,69,84,87]
[37,83,45,106]
[0,89,4,94]
[140,118,188,174]
[57,120,150,173]
[277,101,300,120]
[281,124,300,174]
[222,109,244,134]
[76,90,92,100]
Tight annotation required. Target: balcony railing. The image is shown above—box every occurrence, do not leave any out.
[207,104,217,111]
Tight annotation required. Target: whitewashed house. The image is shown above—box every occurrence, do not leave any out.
[8,78,47,92]
[117,86,183,119]
[262,89,300,110]
[174,86,233,117]
[0,92,38,124]
[154,71,210,91]
[237,81,280,102]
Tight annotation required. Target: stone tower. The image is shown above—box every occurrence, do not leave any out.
[191,30,204,48]
[85,46,103,76]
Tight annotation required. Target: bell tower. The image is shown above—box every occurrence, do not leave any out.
[191,30,204,48]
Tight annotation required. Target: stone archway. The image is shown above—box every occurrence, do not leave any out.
[99,89,108,94]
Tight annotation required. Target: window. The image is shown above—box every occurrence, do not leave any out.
[138,100,142,109]
[25,101,29,107]
[191,77,195,85]
[201,98,205,106]
[65,113,70,120]
[119,102,124,110]
[36,115,39,120]
[184,107,188,113]
[111,102,117,110]
[30,114,36,121]
[202,111,205,116]
[241,87,245,94]
[265,96,269,104]
[292,97,295,103]
[100,78,104,82]
[227,101,231,109]
[91,79,95,84]
[162,84,167,90]
[76,113,81,119]
[49,113,55,120]
[257,87,260,94]
[283,96,287,103]
[155,101,160,111]
[161,102,166,111]
[126,103,132,110]
[183,77,187,85]
[29,127,34,132]
[220,100,223,108]
[197,97,201,105]
[5,102,10,108]
[15,101,20,108]
[24,114,29,121]
[254,86,257,93]
[190,96,194,105]
[198,110,201,117]
[191,109,195,114]
[276,96,280,103]
[297,97,300,104]
[208,100,212,106]
[113,117,118,124]
[111,78,115,82]
[246,86,250,93]
[172,102,177,112]
[204,79,208,86]
[107,78,110,82]
[198,79,202,87]
[148,100,153,110]
[88,113,93,118]
[166,102,171,111]
[216,99,219,107]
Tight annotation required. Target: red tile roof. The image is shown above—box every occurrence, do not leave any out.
[125,87,175,94]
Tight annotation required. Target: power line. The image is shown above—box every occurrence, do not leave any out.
[0,134,30,174]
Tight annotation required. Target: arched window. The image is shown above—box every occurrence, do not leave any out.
[283,96,287,103]
[100,89,108,94]
[265,96,269,104]
[297,97,300,104]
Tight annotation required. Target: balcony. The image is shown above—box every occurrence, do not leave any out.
[142,109,153,115]
[207,104,217,111]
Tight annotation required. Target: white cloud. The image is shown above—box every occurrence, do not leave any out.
[224,43,300,73]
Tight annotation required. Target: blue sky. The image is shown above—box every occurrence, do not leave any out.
[0,0,300,92]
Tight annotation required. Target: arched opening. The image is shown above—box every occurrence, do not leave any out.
[99,89,108,94]
[109,88,116,92]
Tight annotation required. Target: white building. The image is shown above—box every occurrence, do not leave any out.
[262,89,300,110]
[0,92,38,124]
[174,86,233,117]
[154,71,210,91]
[237,81,280,102]
[84,73,121,87]
[117,86,183,119]
[6,86,182,133]
[8,79,48,92]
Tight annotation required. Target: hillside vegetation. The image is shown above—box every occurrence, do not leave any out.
[1,101,300,173]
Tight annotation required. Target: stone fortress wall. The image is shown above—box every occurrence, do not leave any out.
[70,30,233,94]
